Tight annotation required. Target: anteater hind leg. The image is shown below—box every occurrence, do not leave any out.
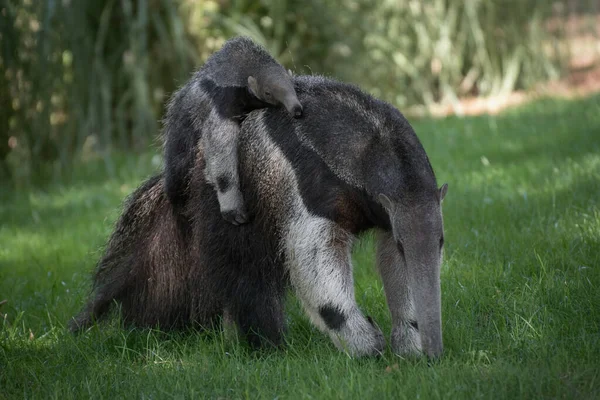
[227,281,286,348]
[202,108,248,225]
[287,218,385,357]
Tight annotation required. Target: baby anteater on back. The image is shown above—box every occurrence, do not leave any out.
[163,36,302,225]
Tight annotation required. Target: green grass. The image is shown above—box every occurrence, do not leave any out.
[1,95,600,399]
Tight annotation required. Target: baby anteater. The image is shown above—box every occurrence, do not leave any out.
[163,36,302,225]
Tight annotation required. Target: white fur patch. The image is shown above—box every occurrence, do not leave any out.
[241,112,384,356]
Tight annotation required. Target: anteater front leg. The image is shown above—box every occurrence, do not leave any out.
[286,218,385,357]
[201,108,249,225]
[376,230,422,356]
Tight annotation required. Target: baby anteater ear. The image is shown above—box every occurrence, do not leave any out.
[439,183,448,202]
[378,193,394,213]
[247,76,259,97]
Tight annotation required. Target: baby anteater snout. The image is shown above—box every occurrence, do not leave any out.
[292,104,303,118]
[282,94,303,118]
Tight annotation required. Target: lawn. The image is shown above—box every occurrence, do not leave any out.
[1,95,599,399]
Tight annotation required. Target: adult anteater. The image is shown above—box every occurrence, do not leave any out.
[71,75,448,358]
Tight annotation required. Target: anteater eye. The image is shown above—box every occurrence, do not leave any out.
[264,90,272,97]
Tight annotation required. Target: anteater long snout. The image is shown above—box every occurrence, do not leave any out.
[409,256,443,359]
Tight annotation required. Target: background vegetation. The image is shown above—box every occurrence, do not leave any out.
[2,0,593,185]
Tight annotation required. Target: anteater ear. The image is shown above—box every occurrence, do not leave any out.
[247,76,259,96]
[439,183,448,202]
[378,193,394,213]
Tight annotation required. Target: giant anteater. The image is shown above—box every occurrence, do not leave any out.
[71,75,448,358]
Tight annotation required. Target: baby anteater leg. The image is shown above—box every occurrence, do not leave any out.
[202,108,248,225]
[286,217,385,356]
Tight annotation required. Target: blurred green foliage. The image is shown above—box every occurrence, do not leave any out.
[0,0,578,185]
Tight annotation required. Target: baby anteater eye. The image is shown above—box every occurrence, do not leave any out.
[396,241,404,255]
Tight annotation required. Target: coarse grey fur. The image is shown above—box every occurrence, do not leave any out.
[71,75,447,358]
[163,36,302,225]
